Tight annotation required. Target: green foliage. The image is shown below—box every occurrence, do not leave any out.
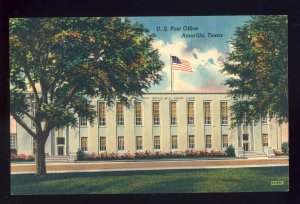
[10,17,163,175]
[225,145,235,157]
[11,148,18,154]
[76,149,86,161]
[10,17,163,132]
[221,16,288,127]
[281,142,289,155]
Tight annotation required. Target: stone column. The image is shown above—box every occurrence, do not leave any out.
[51,129,55,156]
[66,125,69,156]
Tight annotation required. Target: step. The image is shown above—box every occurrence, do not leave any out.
[245,154,266,158]
[244,151,267,158]
[244,151,265,154]
[244,153,266,156]
[46,156,69,162]
[245,152,265,154]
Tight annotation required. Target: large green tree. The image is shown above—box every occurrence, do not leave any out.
[10,17,163,177]
[222,15,288,127]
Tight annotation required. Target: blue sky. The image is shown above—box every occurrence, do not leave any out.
[128,16,251,92]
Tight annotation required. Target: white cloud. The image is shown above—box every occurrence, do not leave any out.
[152,37,230,92]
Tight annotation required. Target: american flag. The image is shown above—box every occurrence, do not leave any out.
[171,56,193,72]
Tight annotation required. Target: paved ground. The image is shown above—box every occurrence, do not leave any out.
[11,157,289,174]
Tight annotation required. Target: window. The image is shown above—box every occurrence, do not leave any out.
[206,135,212,149]
[31,101,37,128]
[243,134,249,141]
[242,116,248,133]
[81,137,88,151]
[136,136,143,150]
[135,102,142,126]
[171,135,178,149]
[262,134,268,147]
[118,136,124,151]
[33,139,36,155]
[154,136,160,150]
[222,135,228,148]
[79,117,87,127]
[153,102,160,125]
[242,116,248,124]
[261,115,267,124]
[10,134,17,150]
[170,102,177,125]
[117,102,124,126]
[204,102,211,124]
[187,102,194,125]
[189,135,195,149]
[57,137,65,145]
[58,127,63,137]
[98,102,106,126]
[243,124,248,134]
[99,137,106,151]
[221,102,228,125]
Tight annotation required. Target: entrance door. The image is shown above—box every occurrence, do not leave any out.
[57,146,64,156]
[243,134,249,151]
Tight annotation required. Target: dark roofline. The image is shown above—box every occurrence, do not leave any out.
[21,91,229,95]
[143,91,228,95]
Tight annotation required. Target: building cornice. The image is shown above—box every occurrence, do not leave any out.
[143,91,229,95]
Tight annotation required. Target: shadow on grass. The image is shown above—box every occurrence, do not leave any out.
[12,169,212,182]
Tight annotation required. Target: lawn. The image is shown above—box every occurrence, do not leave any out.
[11,166,289,194]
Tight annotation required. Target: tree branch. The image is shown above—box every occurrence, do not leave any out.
[42,120,53,142]
[21,110,35,121]
[62,83,81,107]
[23,68,40,105]
[11,113,37,139]
[48,70,65,102]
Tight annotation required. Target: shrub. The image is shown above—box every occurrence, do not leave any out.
[274,150,284,156]
[75,149,228,161]
[11,148,17,154]
[282,142,289,155]
[11,153,35,161]
[86,153,97,159]
[11,153,17,160]
[76,149,86,161]
[27,155,35,160]
[225,145,235,157]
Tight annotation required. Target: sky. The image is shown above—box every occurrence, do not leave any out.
[128,16,251,92]
[10,16,289,142]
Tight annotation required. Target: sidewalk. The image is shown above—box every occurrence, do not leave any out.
[11,157,289,174]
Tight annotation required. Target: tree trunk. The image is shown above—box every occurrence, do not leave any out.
[35,138,47,177]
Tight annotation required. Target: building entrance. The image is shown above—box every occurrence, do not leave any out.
[57,146,64,156]
[243,134,249,151]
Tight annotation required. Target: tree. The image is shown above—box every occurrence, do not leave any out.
[221,15,288,127]
[10,17,163,177]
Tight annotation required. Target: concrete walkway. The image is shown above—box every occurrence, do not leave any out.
[11,158,289,174]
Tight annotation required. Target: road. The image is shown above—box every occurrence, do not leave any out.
[11,157,289,174]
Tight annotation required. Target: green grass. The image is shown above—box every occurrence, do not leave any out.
[11,166,289,194]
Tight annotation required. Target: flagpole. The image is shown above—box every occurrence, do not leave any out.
[170,54,173,92]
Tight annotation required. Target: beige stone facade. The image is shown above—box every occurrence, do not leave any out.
[14,92,284,156]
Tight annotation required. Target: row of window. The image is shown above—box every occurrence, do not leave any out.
[27,134,268,154]
[10,134,17,149]
[80,134,269,152]
[79,101,230,127]
[79,135,234,152]
[30,101,269,129]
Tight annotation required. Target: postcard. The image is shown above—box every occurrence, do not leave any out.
[10,16,288,194]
